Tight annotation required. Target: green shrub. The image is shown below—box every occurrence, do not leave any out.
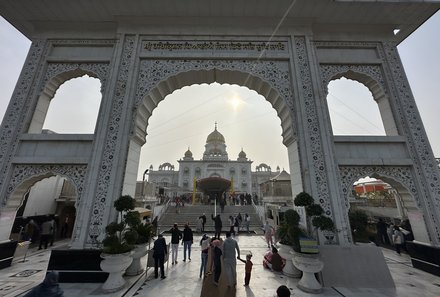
[294,191,335,234]
[277,209,303,251]
[102,195,150,254]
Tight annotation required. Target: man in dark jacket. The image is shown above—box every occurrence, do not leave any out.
[211,214,222,239]
[170,223,182,264]
[152,234,167,279]
[182,223,194,261]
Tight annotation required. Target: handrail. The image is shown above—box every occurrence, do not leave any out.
[153,198,171,221]
[251,197,265,224]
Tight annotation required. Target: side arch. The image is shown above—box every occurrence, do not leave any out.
[1,164,87,244]
[4,164,87,209]
[339,165,431,242]
[320,65,398,136]
[28,63,109,133]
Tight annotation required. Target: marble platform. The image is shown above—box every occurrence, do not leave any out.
[0,235,439,297]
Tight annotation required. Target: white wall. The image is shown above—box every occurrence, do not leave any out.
[23,176,64,217]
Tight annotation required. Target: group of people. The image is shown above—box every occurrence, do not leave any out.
[152,222,194,279]
[228,212,251,235]
[152,224,251,289]
[25,219,289,297]
[200,212,252,239]
[376,218,413,255]
[228,192,254,206]
[205,231,245,288]
[22,216,64,250]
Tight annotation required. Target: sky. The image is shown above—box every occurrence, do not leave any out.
[0,12,439,181]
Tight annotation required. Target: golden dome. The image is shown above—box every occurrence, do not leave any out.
[206,124,225,144]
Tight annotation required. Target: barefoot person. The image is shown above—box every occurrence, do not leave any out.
[223,231,240,288]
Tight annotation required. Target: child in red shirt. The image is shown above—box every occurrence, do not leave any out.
[239,253,253,286]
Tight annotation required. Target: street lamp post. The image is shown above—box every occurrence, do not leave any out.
[142,169,149,207]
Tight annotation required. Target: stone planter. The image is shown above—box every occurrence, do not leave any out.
[100,252,133,292]
[277,243,301,278]
[126,244,149,276]
[293,252,324,294]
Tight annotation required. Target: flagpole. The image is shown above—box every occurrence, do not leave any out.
[192,177,196,205]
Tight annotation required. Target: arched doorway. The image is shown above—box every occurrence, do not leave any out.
[0,165,85,246]
[340,167,430,244]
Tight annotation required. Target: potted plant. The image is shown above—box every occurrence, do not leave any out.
[292,192,335,294]
[276,208,303,277]
[100,195,138,292]
[294,192,335,250]
[126,217,153,276]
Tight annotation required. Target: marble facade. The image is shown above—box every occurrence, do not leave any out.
[0,1,439,251]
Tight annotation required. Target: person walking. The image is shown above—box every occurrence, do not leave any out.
[376,218,389,245]
[199,234,210,278]
[392,225,405,255]
[229,215,236,236]
[212,239,222,286]
[236,213,243,233]
[39,218,53,250]
[60,216,70,238]
[24,219,39,243]
[387,223,395,245]
[199,213,207,232]
[244,213,250,233]
[238,253,253,286]
[263,221,275,248]
[182,223,193,262]
[170,223,182,264]
[49,216,57,247]
[223,231,241,288]
[211,214,222,239]
[196,217,203,233]
[152,234,167,279]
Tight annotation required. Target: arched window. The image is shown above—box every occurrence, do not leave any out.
[42,75,101,134]
[327,77,386,136]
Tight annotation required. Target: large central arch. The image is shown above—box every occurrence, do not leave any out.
[133,64,295,147]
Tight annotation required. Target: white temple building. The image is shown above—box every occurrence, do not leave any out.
[147,124,281,197]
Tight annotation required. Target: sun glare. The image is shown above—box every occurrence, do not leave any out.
[229,95,242,111]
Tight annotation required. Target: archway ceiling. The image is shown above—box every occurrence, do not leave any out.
[138,68,295,146]
[1,0,438,43]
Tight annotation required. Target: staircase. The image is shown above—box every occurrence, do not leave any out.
[158,204,263,234]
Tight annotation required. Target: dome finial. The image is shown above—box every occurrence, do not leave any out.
[215,121,217,130]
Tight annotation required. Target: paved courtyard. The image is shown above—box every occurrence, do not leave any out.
[1,235,439,297]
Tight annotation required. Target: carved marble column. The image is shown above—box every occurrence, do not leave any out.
[380,42,440,245]
[290,36,351,245]
[74,35,139,248]
[0,39,49,205]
